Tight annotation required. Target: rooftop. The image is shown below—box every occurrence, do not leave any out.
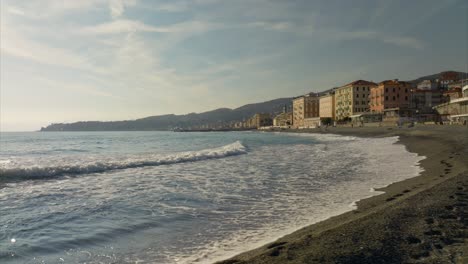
[342,79,378,87]
[379,79,412,86]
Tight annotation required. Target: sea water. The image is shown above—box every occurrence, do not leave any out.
[0,131,424,263]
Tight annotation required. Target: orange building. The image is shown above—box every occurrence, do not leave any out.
[369,79,412,113]
[292,93,320,128]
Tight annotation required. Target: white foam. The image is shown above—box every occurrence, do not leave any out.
[0,133,426,264]
[0,141,247,180]
[172,133,425,264]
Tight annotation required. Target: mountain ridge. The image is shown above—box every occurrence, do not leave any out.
[41,97,293,131]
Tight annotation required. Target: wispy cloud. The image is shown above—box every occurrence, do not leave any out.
[248,21,294,31]
[332,30,424,49]
[0,26,95,71]
[80,19,222,35]
[80,19,160,34]
[2,0,105,19]
[154,2,188,12]
[36,76,119,98]
[109,0,137,19]
[7,6,25,16]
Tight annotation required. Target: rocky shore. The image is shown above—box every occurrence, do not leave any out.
[218,125,468,264]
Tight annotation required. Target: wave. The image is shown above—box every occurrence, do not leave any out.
[0,141,247,183]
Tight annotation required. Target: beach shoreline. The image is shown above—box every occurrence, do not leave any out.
[217,125,468,264]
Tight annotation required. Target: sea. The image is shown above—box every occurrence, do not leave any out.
[0,131,425,264]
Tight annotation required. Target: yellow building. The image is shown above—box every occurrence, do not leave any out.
[335,80,377,121]
[246,113,273,128]
[273,112,293,127]
[319,92,335,120]
[293,93,320,128]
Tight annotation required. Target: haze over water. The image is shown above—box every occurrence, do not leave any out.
[0,131,424,263]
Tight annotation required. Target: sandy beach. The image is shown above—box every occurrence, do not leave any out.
[218,125,468,264]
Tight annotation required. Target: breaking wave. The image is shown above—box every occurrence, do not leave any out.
[0,141,247,182]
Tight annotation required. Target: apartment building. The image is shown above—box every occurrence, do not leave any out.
[319,92,335,120]
[292,93,320,128]
[334,80,377,120]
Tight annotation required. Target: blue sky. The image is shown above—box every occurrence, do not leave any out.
[0,0,467,131]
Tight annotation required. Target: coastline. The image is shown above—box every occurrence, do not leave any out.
[217,125,468,263]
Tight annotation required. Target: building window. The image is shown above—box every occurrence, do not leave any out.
[405,96,408,101]
[405,88,408,93]
[385,88,388,92]
[357,87,359,91]
[393,88,395,92]
[356,94,359,98]
[393,96,396,101]
[385,96,388,101]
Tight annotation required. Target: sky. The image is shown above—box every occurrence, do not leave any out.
[0,0,467,131]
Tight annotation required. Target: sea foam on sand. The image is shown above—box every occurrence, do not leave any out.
[176,134,425,264]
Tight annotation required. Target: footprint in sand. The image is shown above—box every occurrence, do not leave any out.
[425,218,435,225]
[406,236,421,244]
[440,214,457,220]
[424,229,442,236]
[445,205,455,211]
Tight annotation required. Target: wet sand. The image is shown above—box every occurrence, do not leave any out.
[218,125,468,264]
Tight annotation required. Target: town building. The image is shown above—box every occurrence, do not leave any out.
[443,88,463,101]
[447,78,468,89]
[417,79,439,90]
[319,91,335,120]
[434,85,468,124]
[410,89,444,121]
[334,80,377,121]
[273,112,293,127]
[292,93,320,128]
[246,113,272,128]
[439,71,460,89]
[303,117,321,128]
[369,79,412,113]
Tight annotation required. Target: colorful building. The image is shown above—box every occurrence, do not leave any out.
[273,112,293,127]
[410,89,444,121]
[319,91,335,120]
[443,88,463,101]
[334,80,377,120]
[440,71,460,89]
[245,113,272,128]
[434,85,468,124]
[369,79,412,113]
[292,93,320,128]
[417,79,439,90]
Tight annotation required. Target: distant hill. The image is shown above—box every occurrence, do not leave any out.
[40,97,293,131]
[407,71,468,84]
